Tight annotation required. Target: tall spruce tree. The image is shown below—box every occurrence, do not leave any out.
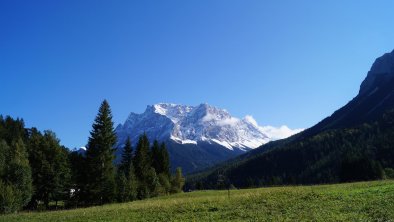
[120,137,133,177]
[150,141,171,194]
[85,100,117,205]
[170,167,185,193]
[151,141,170,176]
[134,134,152,199]
[160,142,171,177]
[151,140,161,173]
[116,137,137,202]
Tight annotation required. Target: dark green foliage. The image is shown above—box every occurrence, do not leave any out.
[119,137,133,178]
[115,135,176,200]
[0,109,185,212]
[116,138,137,202]
[0,140,7,177]
[0,116,26,145]
[151,142,171,177]
[146,167,160,197]
[126,171,138,200]
[0,117,33,213]
[157,173,171,195]
[85,100,117,205]
[151,141,171,194]
[171,167,185,193]
[340,151,383,182]
[115,171,128,202]
[6,139,32,206]
[160,143,171,176]
[190,109,394,189]
[0,181,22,214]
[27,129,71,209]
[385,168,394,179]
[134,134,151,180]
[67,151,87,207]
[151,141,161,173]
[134,134,152,199]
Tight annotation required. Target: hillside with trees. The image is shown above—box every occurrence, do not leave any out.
[187,109,394,189]
[187,50,394,190]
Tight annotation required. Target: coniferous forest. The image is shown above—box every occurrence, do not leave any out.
[0,100,184,213]
[187,109,394,189]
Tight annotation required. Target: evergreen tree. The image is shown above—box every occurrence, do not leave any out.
[2,116,26,145]
[159,142,171,177]
[151,140,161,174]
[0,140,8,179]
[134,134,151,199]
[68,150,88,207]
[146,167,160,197]
[0,140,23,213]
[134,134,151,179]
[5,138,33,209]
[85,100,117,205]
[27,129,71,209]
[157,173,171,195]
[151,143,170,176]
[120,137,133,178]
[151,141,171,194]
[0,117,32,212]
[115,171,128,202]
[170,167,185,193]
[127,167,138,201]
[116,137,137,202]
[0,180,22,214]
[151,141,170,177]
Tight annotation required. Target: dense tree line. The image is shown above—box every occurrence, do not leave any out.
[0,116,32,213]
[0,100,184,213]
[0,116,71,213]
[188,109,394,190]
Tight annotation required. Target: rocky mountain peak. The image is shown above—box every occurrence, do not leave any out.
[360,50,394,95]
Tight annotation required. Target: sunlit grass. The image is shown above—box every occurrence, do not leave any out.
[1,180,394,221]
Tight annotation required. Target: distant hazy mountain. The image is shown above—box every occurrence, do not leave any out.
[188,50,394,188]
[115,103,302,173]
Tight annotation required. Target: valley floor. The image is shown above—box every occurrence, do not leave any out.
[1,180,394,221]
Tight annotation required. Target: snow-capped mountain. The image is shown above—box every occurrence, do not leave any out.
[115,103,302,173]
[116,103,270,150]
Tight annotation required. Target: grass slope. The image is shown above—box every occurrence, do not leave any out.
[2,180,394,222]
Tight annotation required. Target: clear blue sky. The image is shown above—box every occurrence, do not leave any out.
[1,1,394,148]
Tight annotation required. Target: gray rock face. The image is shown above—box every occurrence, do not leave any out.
[114,103,303,173]
[115,103,270,150]
[360,50,394,95]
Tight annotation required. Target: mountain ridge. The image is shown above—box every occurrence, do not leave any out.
[187,49,394,187]
[116,103,270,151]
[115,103,302,173]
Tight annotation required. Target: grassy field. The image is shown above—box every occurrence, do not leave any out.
[1,180,394,222]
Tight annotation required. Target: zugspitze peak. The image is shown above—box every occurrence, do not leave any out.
[116,103,302,150]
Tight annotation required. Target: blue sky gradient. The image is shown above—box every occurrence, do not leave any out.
[1,1,394,148]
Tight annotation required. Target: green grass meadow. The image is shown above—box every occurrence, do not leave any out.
[2,180,394,221]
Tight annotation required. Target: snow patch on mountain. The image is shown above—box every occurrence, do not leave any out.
[170,135,197,145]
